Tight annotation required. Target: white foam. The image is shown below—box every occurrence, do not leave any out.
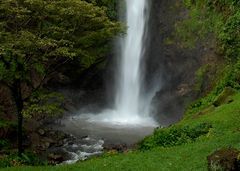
[76,110,157,127]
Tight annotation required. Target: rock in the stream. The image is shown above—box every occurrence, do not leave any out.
[48,153,64,164]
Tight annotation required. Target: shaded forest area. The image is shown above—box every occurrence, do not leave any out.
[0,0,122,164]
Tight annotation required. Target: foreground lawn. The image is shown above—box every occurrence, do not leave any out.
[1,93,240,171]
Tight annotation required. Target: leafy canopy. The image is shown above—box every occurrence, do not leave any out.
[0,0,122,85]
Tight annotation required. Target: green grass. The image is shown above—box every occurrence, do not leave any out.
[1,93,240,171]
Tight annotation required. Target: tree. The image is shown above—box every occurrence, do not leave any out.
[0,0,121,156]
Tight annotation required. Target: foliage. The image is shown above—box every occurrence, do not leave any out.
[175,5,213,48]
[194,64,210,92]
[0,120,9,128]
[216,10,240,60]
[0,120,17,150]
[176,0,239,60]
[86,0,118,20]
[0,139,9,149]
[0,0,122,83]
[186,60,240,116]
[0,119,17,131]
[0,0,122,156]
[0,151,46,168]
[23,90,64,120]
[174,0,240,116]
[0,0,122,97]
[138,122,212,150]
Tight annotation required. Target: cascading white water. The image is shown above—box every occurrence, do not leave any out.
[77,0,156,126]
[115,0,148,122]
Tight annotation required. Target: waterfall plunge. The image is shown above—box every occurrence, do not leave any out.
[79,0,157,126]
[115,0,152,123]
[115,0,149,122]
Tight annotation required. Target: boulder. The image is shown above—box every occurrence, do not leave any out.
[213,87,236,107]
[38,129,45,135]
[207,148,240,171]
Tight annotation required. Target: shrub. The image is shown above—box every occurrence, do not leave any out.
[139,122,212,150]
[0,139,9,149]
[0,152,46,168]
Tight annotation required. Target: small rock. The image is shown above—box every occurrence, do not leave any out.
[42,137,55,144]
[48,153,64,164]
[176,84,191,96]
[104,144,128,153]
[55,140,64,147]
[38,129,45,135]
[45,142,50,149]
[81,135,89,139]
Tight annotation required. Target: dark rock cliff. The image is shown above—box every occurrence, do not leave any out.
[143,0,213,125]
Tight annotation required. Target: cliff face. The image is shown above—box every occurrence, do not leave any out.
[144,0,215,125]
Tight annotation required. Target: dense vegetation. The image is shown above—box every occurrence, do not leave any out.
[0,0,239,170]
[0,0,121,157]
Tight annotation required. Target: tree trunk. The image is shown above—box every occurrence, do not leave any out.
[17,103,23,157]
[12,79,24,157]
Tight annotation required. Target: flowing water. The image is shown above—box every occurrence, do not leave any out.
[115,0,149,123]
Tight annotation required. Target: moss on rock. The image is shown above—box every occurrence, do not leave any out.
[207,148,240,171]
[213,87,236,107]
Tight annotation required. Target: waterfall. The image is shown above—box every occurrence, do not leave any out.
[79,0,156,126]
[57,1,157,156]
[115,0,148,122]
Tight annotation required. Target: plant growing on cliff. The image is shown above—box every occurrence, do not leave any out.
[175,0,240,116]
[0,0,121,157]
[177,0,239,61]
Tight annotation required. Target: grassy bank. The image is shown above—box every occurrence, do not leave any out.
[1,92,239,171]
